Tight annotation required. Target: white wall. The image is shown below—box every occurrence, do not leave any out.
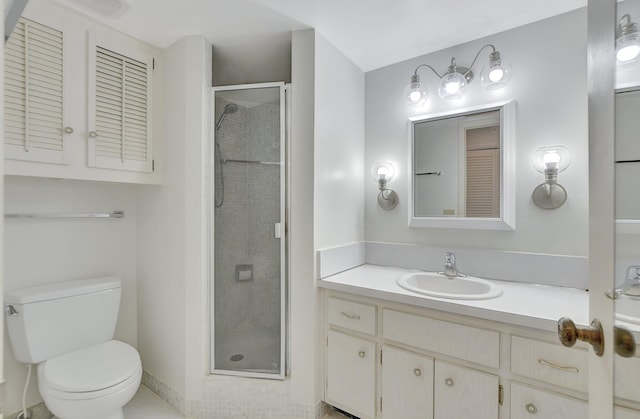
[3,177,138,415]
[365,9,588,256]
[314,32,365,249]
[136,35,212,401]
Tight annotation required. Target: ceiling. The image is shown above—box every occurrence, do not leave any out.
[53,0,587,72]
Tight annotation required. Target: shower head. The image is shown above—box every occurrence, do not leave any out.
[224,103,239,114]
[215,102,239,131]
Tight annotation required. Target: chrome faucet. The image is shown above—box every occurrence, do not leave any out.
[442,252,465,278]
[617,265,640,297]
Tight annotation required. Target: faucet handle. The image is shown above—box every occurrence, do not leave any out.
[445,252,456,263]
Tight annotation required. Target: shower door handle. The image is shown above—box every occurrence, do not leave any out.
[275,223,282,239]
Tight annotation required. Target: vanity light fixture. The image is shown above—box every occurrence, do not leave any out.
[407,44,512,104]
[531,145,571,210]
[617,14,640,63]
[371,162,399,210]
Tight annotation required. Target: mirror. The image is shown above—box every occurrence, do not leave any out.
[408,100,515,230]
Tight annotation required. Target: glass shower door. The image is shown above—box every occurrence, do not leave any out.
[210,82,286,379]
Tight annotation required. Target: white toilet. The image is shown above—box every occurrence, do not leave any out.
[5,276,142,419]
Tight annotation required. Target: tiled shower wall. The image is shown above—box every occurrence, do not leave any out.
[214,97,282,337]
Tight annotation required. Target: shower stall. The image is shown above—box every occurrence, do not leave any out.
[210,83,287,379]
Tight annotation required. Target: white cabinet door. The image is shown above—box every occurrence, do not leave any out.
[88,30,155,173]
[434,360,499,419]
[326,330,376,419]
[511,382,587,419]
[4,16,69,164]
[381,345,434,419]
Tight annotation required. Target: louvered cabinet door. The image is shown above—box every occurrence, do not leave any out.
[88,32,154,173]
[4,17,68,164]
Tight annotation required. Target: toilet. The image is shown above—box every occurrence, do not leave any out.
[5,276,142,419]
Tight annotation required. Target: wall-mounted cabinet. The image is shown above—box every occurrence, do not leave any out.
[4,3,163,184]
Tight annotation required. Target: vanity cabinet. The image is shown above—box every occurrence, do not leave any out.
[4,5,162,184]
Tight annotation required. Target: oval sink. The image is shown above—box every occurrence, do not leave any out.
[396,272,502,300]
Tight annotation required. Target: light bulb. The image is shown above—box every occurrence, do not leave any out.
[531,145,571,173]
[371,162,395,182]
[407,74,428,106]
[438,72,467,99]
[617,15,640,63]
[542,151,561,168]
[617,37,640,62]
[376,166,389,180]
[481,51,512,90]
[489,67,504,82]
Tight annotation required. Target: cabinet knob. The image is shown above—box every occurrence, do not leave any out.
[525,403,537,414]
[89,131,98,138]
[64,126,74,134]
[358,351,365,358]
[445,378,454,387]
[413,368,421,377]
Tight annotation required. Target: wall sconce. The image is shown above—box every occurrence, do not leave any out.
[531,145,571,209]
[617,14,640,63]
[371,162,398,210]
[407,44,512,105]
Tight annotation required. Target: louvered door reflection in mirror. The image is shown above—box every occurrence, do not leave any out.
[4,17,67,164]
[88,31,154,173]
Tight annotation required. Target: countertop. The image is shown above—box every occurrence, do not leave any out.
[318,264,590,333]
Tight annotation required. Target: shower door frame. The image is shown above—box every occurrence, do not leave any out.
[209,82,288,380]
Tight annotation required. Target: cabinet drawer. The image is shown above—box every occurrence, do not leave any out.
[510,382,587,419]
[328,297,376,335]
[383,309,499,368]
[511,336,587,393]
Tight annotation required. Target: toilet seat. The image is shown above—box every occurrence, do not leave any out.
[39,340,141,399]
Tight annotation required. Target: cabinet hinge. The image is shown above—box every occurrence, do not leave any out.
[152,58,155,70]
[152,159,155,171]
[498,384,504,405]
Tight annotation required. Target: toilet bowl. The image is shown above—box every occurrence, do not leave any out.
[38,340,142,419]
[4,277,142,419]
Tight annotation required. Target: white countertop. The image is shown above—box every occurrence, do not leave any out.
[318,264,590,333]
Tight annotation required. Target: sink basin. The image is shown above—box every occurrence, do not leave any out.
[396,271,503,300]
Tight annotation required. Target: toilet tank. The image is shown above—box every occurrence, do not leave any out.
[5,276,122,364]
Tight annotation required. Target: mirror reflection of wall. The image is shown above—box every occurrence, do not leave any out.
[413,110,500,218]
[615,89,640,220]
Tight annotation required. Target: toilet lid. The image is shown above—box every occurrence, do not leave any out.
[41,340,141,393]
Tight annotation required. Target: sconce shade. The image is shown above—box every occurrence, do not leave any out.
[480,51,512,90]
[617,14,640,63]
[371,161,395,182]
[408,74,428,106]
[438,71,467,100]
[531,145,571,173]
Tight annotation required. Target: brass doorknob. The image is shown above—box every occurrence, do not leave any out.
[558,317,604,356]
[615,326,636,358]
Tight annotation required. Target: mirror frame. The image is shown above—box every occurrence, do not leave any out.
[408,100,516,230]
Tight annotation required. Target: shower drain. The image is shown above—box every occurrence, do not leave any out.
[230,354,245,362]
